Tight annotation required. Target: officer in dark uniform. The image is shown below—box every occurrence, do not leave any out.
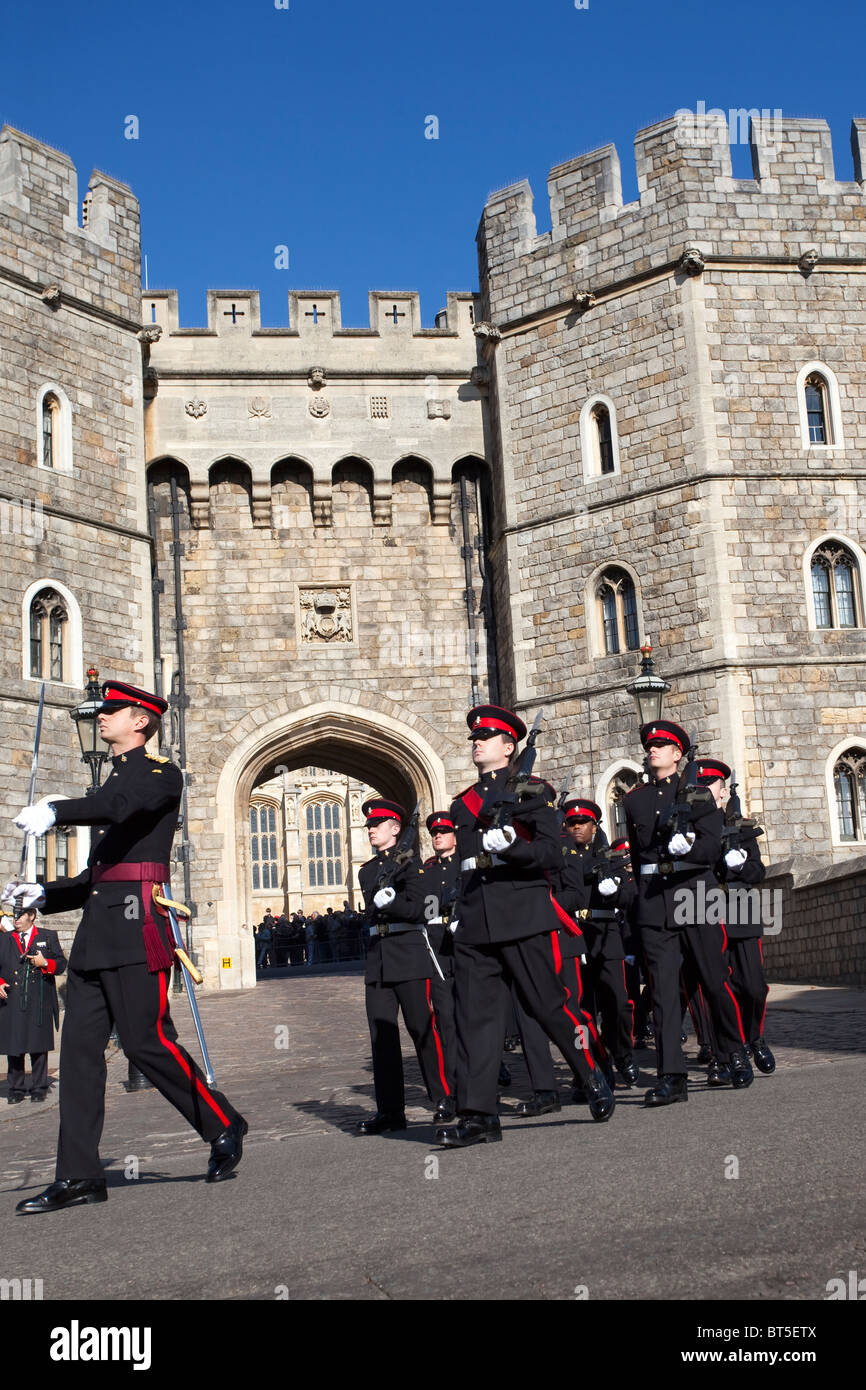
[358,797,454,1135]
[556,801,639,1088]
[700,759,775,1076]
[0,906,66,1102]
[624,721,753,1107]
[435,705,615,1148]
[8,680,247,1213]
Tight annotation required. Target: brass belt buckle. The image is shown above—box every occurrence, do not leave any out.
[578,908,590,922]
[657,860,673,876]
[376,923,389,936]
[475,852,492,870]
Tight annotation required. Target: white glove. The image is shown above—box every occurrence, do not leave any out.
[14,799,56,836]
[448,918,459,935]
[481,825,517,854]
[373,887,396,909]
[725,847,748,869]
[597,877,620,897]
[1,881,45,909]
[667,831,695,857]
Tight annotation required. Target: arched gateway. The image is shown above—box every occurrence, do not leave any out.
[202,693,456,989]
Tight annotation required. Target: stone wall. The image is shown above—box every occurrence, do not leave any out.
[762,854,866,989]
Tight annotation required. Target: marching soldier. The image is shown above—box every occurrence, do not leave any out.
[0,905,66,1103]
[436,705,614,1148]
[700,759,776,1076]
[358,798,455,1134]
[624,721,753,1107]
[7,680,247,1213]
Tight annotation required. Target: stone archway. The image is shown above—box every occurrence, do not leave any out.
[207,692,457,986]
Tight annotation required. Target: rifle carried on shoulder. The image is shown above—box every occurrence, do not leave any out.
[367,801,421,920]
[658,729,713,836]
[720,768,764,850]
[475,709,546,830]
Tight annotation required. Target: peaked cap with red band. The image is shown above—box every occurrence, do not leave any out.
[361,797,404,826]
[696,758,731,783]
[610,837,630,852]
[466,704,527,743]
[640,720,690,755]
[563,798,602,824]
[98,680,168,718]
[426,812,456,834]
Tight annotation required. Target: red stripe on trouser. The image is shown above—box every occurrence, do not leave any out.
[622,961,634,1046]
[723,981,746,1045]
[425,979,450,1097]
[548,935,595,1070]
[156,971,230,1127]
[757,940,769,1034]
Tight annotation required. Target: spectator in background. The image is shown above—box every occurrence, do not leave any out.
[274,913,291,967]
[305,913,317,967]
[256,920,273,971]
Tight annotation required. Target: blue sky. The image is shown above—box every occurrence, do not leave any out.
[2,0,864,327]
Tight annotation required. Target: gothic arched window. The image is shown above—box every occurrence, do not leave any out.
[42,394,59,468]
[804,374,830,445]
[596,567,640,655]
[305,800,343,888]
[833,748,866,843]
[29,589,68,681]
[580,395,621,480]
[250,803,279,891]
[810,542,862,630]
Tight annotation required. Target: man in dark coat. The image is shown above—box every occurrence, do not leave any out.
[358,797,454,1134]
[7,679,247,1213]
[624,721,752,1107]
[0,907,66,1102]
[435,705,614,1149]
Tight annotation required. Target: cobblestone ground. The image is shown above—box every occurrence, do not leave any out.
[1,968,864,1303]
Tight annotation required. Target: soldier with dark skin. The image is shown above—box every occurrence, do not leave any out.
[358,798,455,1135]
[6,680,247,1213]
[556,800,639,1088]
[435,705,614,1149]
[624,720,753,1107]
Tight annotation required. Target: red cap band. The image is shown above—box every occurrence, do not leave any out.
[101,686,165,717]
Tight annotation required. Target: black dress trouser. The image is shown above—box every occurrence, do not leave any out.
[727,937,770,1044]
[6,1052,48,1096]
[56,964,239,1181]
[454,932,601,1115]
[365,977,453,1115]
[581,955,635,1061]
[639,920,746,1077]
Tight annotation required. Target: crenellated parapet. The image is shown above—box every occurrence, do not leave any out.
[143,287,486,528]
[477,113,866,325]
[0,125,141,323]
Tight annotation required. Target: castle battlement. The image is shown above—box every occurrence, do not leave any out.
[478,114,866,324]
[0,125,141,321]
[143,287,479,375]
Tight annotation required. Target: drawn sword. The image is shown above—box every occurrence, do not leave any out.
[17,681,46,885]
[152,883,216,1085]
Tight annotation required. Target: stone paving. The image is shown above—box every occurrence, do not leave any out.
[0,967,864,1302]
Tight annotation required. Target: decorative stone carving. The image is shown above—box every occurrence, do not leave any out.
[41,284,62,308]
[427,399,452,420]
[307,366,327,389]
[299,586,353,643]
[679,245,706,276]
[142,367,159,400]
[309,396,330,418]
[798,247,820,276]
[472,321,501,344]
[284,797,296,828]
[248,395,271,418]
[572,290,596,313]
[185,398,208,419]
[470,365,490,391]
[350,793,362,824]
[137,325,163,344]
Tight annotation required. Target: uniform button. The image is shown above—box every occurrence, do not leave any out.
[91,890,99,896]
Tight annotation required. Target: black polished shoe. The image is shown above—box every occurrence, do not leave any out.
[30,1093,47,1103]
[644,1074,689,1107]
[435,1113,501,1147]
[503,1035,521,1053]
[751,1039,776,1074]
[433,1098,457,1124]
[497,1062,512,1088]
[206,1115,248,1181]
[696,1044,714,1065]
[7,1094,25,1105]
[583,1072,615,1122]
[706,1058,732,1087]
[16,1179,107,1214]
[729,1052,754,1089]
[634,1032,654,1050]
[358,1111,407,1136]
[514,1090,561,1117]
[615,1057,639,1087]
